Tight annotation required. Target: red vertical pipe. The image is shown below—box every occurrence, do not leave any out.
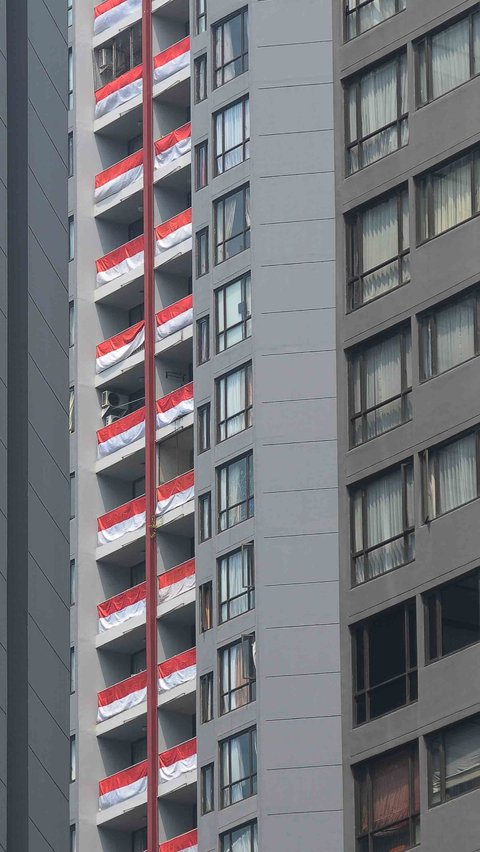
[142,0,158,850]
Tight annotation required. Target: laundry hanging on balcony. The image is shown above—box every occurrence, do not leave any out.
[160,829,198,852]
[97,581,146,632]
[153,37,190,84]
[93,0,140,35]
[158,558,195,603]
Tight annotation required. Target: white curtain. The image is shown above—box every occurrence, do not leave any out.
[431,18,470,100]
[358,0,397,35]
[224,730,256,805]
[217,101,244,173]
[222,643,248,711]
[362,193,401,302]
[358,55,405,167]
[220,456,247,527]
[474,12,480,75]
[355,468,409,583]
[363,332,407,439]
[220,550,248,620]
[435,295,475,375]
[221,14,241,82]
[230,823,257,852]
[436,433,477,515]
[433,154,472,236]
[432,717,480,797]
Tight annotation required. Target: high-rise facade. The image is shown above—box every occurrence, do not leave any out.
[1,0,70,850]
[71,1,480,851]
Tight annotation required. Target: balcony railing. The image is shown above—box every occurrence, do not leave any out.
[160,829,198,852]
[96,211,192,286]
[97,470,194,546]
[98,737,197,809]
[97,557,195,632]
[94,0,142,36]
[95,37,190,119]
[95,122,191,205]
[97,648,196,722]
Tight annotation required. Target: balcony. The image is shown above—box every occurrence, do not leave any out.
[93,0,190,47]
[97,737,197,827]
[94,123,191,222]
[160,830,198,852]
[94,37,190,139]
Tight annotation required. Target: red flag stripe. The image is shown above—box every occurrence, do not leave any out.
[155,122,191,156]
[153,37,190,72]
[97,581,146,619]
[160,830,198,852]
[159,558,195,589]
[95,149,143,189]
[98,670,146,707]
[159,737,196,769]
[155,209,191,242]
[159,648,196,680]
[96,319,144,358]
[95,63,142,104]
[96,233,143,276]
[157,471,194,502]
[94,0,126,18]
[99,759,146,795]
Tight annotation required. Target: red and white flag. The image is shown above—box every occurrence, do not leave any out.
[159,648,196,695]
[155,209,192,257]
[97,581,146,632]
[94,0,140,35]
[97,472,194,545]
[154,37,190,85]
[99,760,147,810]
[96,233,144,286]
[95,63,142,119]
[155,123,191,169]
[96,383,194,459]
[159,559,195,604]
[97,670,147,723]
[96,319,145,373]
[95,149,143,204]
[156,293,193,340]
[159,737,196,784]
[160,830,198,852]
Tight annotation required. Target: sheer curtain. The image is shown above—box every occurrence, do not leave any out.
[220,551,247,620]
[230,823,257,852]
[435,295,475,374]
[225,730,256,805]
[225,368,245,438]
[365,469,405,579]
[359,0,397,35]
[432,18,470,100]
[217,102,243,173]
[359,57,404,167]
[226,457,247,525]
[362,194,400,302]
[364,333,404,439]
[436,433,477,514]
[433,155,472,235]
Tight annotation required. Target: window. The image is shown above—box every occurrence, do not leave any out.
[200,671,213,723]
[221,821,257,852]
[349,325,412,446]
[70,559,76,605]
[68,48,73,109]
[428,714,480,806]
[132,476,145,499]
[70,473,75,520]
[68,216,74,261]
[418,148,480,242]
[94,22,142,90]
[347,187,410,310]
[70,647,76,694]
[68,132,74,177]
[217,452,254,532]
[219,542,254,624]
[132,828,147,852]
[421,287,480,380]
[353,601,417,726]
[214,8,249,89]
[131,737,147,765]
[201,763,214,814]
[128,218,143,241]
[195,140,208,190]
[197,316,210,364]
[422,430,480,521]
[131,562,145,586]
[70,825,76,852]
[131,649,146,674]
[214,96,250,175]
[214,184,250,265]
[200,581,213,632]
[196,228,209,277]
[67,0,73,27]
[216,363,253,442]
[347,52,408,174]
[197,403,210,453]
[345,0,405,41]
[199,492,212,542]
[69,387,75,434]
[216,273,252,352]
[219,635,256,715]
[220,727,257,808]
[351,462,414,585]
[196,0,206,33]
[69,301,75,347]
[194,54,207,103]
[355,743,420,851]
[425,568,480,662]
[128,134,143,155]
[418,11,480,106]
[128,303,144,326]
[70,736,76,782]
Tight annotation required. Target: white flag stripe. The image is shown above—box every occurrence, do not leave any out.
[159,664,196,694]
[99,775,146,810]
[95,163,143,204]
[155,137,191,170]
[97,685,147,723]
[155,223,192,254]
[159,754,197,784]
[96,246,144,285]
[159,573,195,603]
[95,325,145,373]
[99,598,146,632]
[95,77,142,120]
[156,308,193,340]
[97,509,145,546]
[153,52,190,85]
[94,0,141,35]
[156,486,194,518]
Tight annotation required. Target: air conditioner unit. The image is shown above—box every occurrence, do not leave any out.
[101,390,129,410]
[97,46,113,71]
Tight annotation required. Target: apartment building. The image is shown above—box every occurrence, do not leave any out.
[1,0,70,850]
[70,1,480,851]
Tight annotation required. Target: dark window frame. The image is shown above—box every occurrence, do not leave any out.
[218,542,255,624]
[194,54,207,103]
[416,8,480,107]
[68,132,74,177]
[201,762,214,814]
[196,227,209,278]
[200,671,214,723]
[197,402,211,453]
[199,580,213,632]
[196,315,210,365]
[216,361,253,443]
[424,567,480,663]
[219,634,256,715]
[220,727,257,809]
[419,285,480,381]
[417,146,480,244]
[217,451,254,533]
[196,0,206,34]
[345,0,405,42]
[198,491,212,542]
[214,183,251,266]
[215,272,252,353]
[213,7,249,89]
[214,95,250,176]
[195,140,208,191]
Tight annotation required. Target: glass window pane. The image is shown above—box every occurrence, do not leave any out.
[432,155,472,236]
[436,433,477,514]
[435,294,476,374]
[431,18,470,100]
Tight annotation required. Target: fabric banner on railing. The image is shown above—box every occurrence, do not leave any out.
[158,559,195,603]
[156,471,194,519]
[155,210,192,256]
[95,149,143,204]
[159,648,196,694]
[99,759,147,810]
[98,581,146,632]
[96,319,144,373]
[159,738,196,784]
[155,123,191,169]
[96,234,144,285]
[95,64,142,119]
[156,293,193,339]
[153,37,190,85]
[160,829,198,852]
[94,0,140,35]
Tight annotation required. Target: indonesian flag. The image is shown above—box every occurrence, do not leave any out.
[97,581,146,632]
[159,737,196,784]
[99,759,147,810]
[95,64,142,119]
[156,294,193,340]
[154,37,190,85]
[94,0,141,35]
[97,471,194,545]
[159,648,196,695]
[96,383,194,459]
[155,210,192,256]
[96,320,144,373]
[96,233,144,286]
[155,123,191,169]
[160,830,198,852]
[159,558,195,604]
[95,149,143,204]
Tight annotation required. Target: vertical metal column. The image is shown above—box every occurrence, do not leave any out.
[142,0,158,850]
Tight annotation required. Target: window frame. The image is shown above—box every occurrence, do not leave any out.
[217,451,254,533]
[194,54,207,103]
[215,272,252,353]
[419,285,480,381]
[218,542,255,624]
[416,9,480,107]
[219,634,256,715]
[196,227,209,278]
[68,132,74,177]
[424,567,480,663]
[68,47,73,109]
[417,146,480,244]
[427,713,480,807]
[213,7,249,90]
[199,580,213,632]
[68,215,75,261]
[421,428,480,522]
[220,727,257,809]
[216,361,253,443]
[196,315,210,365]
[198,491,212,542]
[197,402,211,453]
[93,22,142,91]
[201,762,214,814]
[214,95,250,176]
[214,183,251,266]
[195,140,208,191]
[347,186,410,311]
[200,671,214,723]
[196,0,206,34]
[345,0,405,42]
[220,820,258,852]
